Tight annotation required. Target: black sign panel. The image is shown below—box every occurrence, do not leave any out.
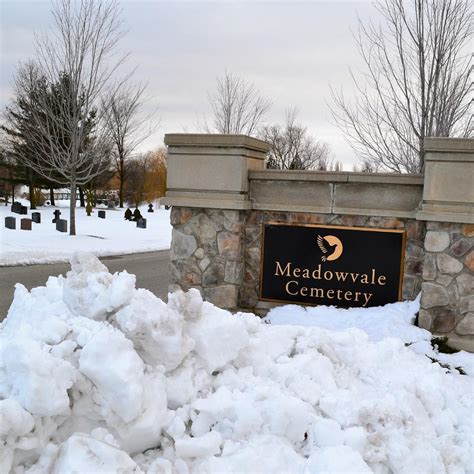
[260,223,406,308]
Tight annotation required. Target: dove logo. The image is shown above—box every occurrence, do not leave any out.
[317,235,343,262]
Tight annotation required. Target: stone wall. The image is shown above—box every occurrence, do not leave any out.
[169,207,245,309]
[163,134,474,352]
[419,223,474,346]
[168,206,427,315]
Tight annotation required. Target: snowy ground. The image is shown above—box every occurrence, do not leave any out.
[0,200,172,266]
[1,252,473,473]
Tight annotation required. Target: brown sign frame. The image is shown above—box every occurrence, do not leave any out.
[259,222,406,307]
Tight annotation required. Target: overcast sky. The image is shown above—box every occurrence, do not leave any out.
[0,0,381,169]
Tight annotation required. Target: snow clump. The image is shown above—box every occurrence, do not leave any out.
[0,252,472,473]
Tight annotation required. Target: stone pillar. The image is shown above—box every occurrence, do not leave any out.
[417,138,474,351]
[163,134,271,309]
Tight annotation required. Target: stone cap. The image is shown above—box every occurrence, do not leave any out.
[164,133,271,154]
[249,169,424,185]
[425,137,474,154]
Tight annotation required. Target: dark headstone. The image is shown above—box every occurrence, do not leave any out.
[11,202,22,214]
[20,206,28,215]
[56,219,67,233]
[98,210,106,219]
[124,208,133,221]
[165,205,171,210]
[137,218,147,229]
[147,203,154,213]
[21,218,32,231]
[107,201,115,209]
[52,209,61,223]
[132,208,142,222]
[31,212,41,224]
[5,216,16,229]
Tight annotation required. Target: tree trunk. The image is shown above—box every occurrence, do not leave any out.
[29,181,36,209]
[69,182,76,236]
[119,178,124,208]
[50,188,55,206]
[11,183,15,204]
[78,186,85,207]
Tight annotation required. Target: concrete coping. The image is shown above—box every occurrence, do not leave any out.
[164,133,271,153]
[249,169,424,185]
[424,137,474,153]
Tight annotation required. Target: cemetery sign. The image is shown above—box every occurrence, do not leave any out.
[260,223,406,308]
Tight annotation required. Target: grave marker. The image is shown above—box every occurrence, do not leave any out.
[137,218,147,229]
[20,218,32,231]
[5,216,16,229]
[148,203,154,213]
[52,210,61,223]
[11,202,22,214]
[31,212,41,224]
[56,219,67,233]
[98,210,106,219]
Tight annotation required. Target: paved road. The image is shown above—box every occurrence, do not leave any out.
[0,250,170,320]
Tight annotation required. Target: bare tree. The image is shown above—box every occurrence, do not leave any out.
[103,81,155,208]
[6,0,125,235]
[206,70,271,135]
[331,0,472,173]
[124,153,150,208]
[260,109,332,170]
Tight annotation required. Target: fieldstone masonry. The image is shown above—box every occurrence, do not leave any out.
[169,208,245,309]
[163,134,474,351]
[419,223,473,339]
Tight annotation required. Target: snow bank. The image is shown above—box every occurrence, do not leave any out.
[0,252,473,473]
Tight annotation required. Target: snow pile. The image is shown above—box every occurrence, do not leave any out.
[1,253,473,473]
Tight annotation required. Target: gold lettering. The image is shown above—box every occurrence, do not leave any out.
[371,268,376,284]
[327,289,334,299]
[324,271,333,281]
[285,280,299,295]
[360,274,369,284]
[354,291,361,302]
[378,275,386,285]
[310,287,324,298]
[337,289,343,300]
[300,286,308,296]
[275,261,291,277]
[312,265,322,280]
[293,267,301,277]
[302,269,310,279]
[363,293,373,307]
[335,271,348,282]
[350,273,359,283]
[344,291,353,301]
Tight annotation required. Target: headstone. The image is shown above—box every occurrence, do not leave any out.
[98,210,106,219]
[52,209,61,223]
[20,218,32,231]
[11,202,22,214]
[56,219,67,233]
[124,208,132,221]
[137,218,147,229]
[31,212,41,224]
[107,201,115,209]
[20,206,28,215]
[5,216,16,229]
[148,203,154,213]
[132,208,142,221]
[165,205,171,210]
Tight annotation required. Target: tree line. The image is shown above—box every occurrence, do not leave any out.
[1,0,471,235]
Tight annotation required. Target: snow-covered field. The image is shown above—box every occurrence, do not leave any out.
[1,252,473,473]
[0,200,172,266]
